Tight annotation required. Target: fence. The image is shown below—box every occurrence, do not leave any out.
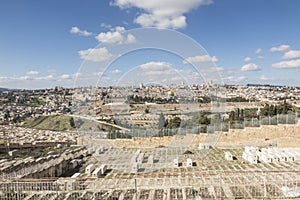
[0,171,299,199]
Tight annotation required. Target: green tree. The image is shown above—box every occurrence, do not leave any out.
[158,112,166,130]
[229,111,235,121]
[69,117,76,128]
[167,117,181,128]
[199,113,210,125]
[240,109,244,120]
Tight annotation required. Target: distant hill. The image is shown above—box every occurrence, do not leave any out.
[0,88,10,92]
[22,115,103,132]
[22,115,76,131]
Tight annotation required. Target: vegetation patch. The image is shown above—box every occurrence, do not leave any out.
[22,115,76,131]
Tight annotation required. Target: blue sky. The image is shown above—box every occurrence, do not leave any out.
[1,0,300,89]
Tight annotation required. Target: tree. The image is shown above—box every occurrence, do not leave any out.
[199,113,210,125]
[4,110,10,121]
[69,117,76,128]
[240,109,244,120]
[230,111,235,121]
[167,117,181,128]
[158,112,166,130]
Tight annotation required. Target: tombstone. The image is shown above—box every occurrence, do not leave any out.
[243,152,258,164]
[148,155,154,164]
[85,164,95,174]
[92,167,101,178]
[132,162,138,173]
[71,172,80,178]
[70,160,78,169]
[174,158,182,167]
[198,143,212,150]
[8,150,18,157]
[245,146,258,153]
[187,158,193,167]
[225,152,233,161]
[137,153,144,164]
[100,164,108,175]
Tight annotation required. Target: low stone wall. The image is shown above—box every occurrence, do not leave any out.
[216,121,300,148]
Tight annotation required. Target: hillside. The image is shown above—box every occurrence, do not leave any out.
[22,115,76,131]
[22,115,104,132]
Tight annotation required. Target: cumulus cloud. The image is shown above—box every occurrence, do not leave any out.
[244,57,252,62]
[26,70,39,76]
[270,44,290,52]
[140,61,172,71]
[0,73,78,89]
[282,50,300,60]
[135,14,187,29]
[183,55,218,64]
[95,26,136,44]
[36,74,55,81]
[138,62,177,77]
[70,26,92,36]
[112,0,213,29]
[272,59,300,69]
[240,63,261,71]
[255,48,262,54]
[78,47,113,62]
[126,33,136,43]
[60,74,72,79]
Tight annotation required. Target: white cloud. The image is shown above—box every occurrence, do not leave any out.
[272,59,300,69]
[95,26,136,44]
[257,55,264,59]
[100,23,112,29]
[140,61,172,71]
[255,48,262,54]
[36,74,55,81]
[60,74,72,79]
[74,72,81,78]
[19,76,32,80]
[126,34,136,43]
[135,14,187,29]
[78,47,113,62]
[224,76,247,83]
[0,73,78,89]
[138,62,177,77]
[26,70,39,76]
[260,75,272,81]
[112,0,213,29]
[282,50,300,60]
[244,57,252,62]
[214,67,224,72]
[270,44,290,52]
[70,26,92,36]
[111,69,122,74]
[240,63,261,71]
[183,55,218,64]
[236,76,247,82]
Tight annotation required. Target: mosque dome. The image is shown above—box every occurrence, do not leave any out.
[167,90,174,96]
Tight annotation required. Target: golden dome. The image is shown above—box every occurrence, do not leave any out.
[167,90,174,96]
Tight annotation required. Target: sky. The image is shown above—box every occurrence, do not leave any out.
[1,0,300,89]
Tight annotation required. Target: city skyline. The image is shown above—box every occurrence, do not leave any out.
[1,0,300,89]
